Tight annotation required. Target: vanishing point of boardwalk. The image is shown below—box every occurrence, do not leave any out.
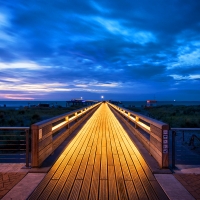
[29,103,168,200]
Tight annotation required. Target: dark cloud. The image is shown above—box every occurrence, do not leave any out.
[0,0,200,100]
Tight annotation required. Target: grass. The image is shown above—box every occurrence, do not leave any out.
[125,105,200,128]
[0,105,85,127]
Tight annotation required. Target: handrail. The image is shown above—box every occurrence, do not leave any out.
[33,105,99,128]
[108,103,167,129]
[171,128,200,131]
[0,127,30,168]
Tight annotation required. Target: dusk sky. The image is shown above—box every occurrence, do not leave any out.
[0,0,200,101]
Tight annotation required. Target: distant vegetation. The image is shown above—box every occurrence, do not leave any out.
[126,105,200,128]
[0,105,85,127]
[1,104,200,128]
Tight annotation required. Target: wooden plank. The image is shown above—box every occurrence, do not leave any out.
[96,138,102,155]
[121,163,132,181]
[38,179,57,200]
[111,141,118,155]
[150,135,162,152]
[38,145,53,166]
[48,165,72,200]
[87,146,101,199]
[88,146,97,165]
[52,153,72,180]
[113,154,128,200]
[108,166,118,200]
[38,135,52,152]
[76,164,87,180]
[76,147,91,179]
[102,137,106,147]
[129,165,148,200]
[79,165,93,199]
[52,129,70,150]
[107,140,114,166]
[58,154,83,200]
[99,180,108,200]
[89,179,99,200]
[92,154,101,180]
[68,180,82,200]
[100,146,107,180]
[125,180,139,200]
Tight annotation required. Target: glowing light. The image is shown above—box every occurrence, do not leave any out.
[52,121,67,131]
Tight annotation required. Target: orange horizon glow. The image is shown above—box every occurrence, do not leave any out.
[4,95,35,100]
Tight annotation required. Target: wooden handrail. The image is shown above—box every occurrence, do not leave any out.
[109,103,167,129]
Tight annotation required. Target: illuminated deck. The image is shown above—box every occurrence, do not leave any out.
[29,103,168,200]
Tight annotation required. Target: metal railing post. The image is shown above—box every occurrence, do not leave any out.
[25,129,30,168]
[172,130,176,168]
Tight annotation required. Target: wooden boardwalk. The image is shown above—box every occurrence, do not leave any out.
[29,103,168,200]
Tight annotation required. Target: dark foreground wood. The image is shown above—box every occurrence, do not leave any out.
[28,103,169,200]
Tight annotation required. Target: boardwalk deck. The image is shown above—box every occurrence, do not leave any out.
[29,103,168,200]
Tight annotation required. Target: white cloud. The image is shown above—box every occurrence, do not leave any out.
[90,1,110,13]
[0,12,15,46]
[169,41,200,69]
[92,17,156,45]
[0,61,51,70]
[91,82,120,87]
[170,74,200,80]
[0,82,71,92]
[0,13,10,26]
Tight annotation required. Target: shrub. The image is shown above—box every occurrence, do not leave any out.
[18,110,25,114]
[8,119,16,126]
[32,113,41,120]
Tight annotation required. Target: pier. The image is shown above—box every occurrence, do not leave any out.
[29,103,168,199]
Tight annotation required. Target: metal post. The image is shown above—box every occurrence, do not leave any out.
[172,130,176,168]
[25,129,29,168]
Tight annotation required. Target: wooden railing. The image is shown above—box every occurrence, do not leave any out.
[31,102,101,167]
[108,103,169,168]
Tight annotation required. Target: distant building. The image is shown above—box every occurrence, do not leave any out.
[108,100,122,105]
[146,100,157,107]
[37,103,50,108]
[66,99,98,107]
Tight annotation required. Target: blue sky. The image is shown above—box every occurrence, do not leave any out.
[0,0,200,101]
